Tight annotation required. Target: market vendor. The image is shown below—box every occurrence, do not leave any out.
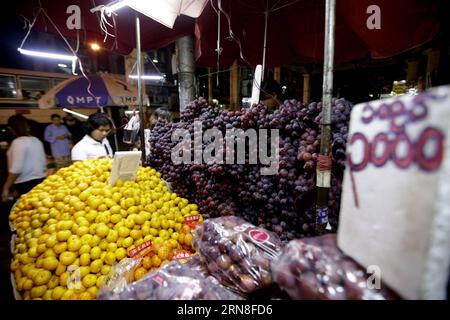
[71,112,114,161]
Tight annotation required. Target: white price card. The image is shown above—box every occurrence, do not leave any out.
[109,151,142,187]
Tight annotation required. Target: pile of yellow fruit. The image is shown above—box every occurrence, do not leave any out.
[9,158,202,300]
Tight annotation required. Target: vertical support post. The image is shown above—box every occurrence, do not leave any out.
[407,59,420,88]
[229,60,239,110]
[262,8,269,79]
[303,73,311,104]
[425,48,440,89]
[176,35,196,112]
[208,67,213,103]
[136,16,146,165]
[107,107,119,152]
[315,0,336,235]
[274,67,281,83]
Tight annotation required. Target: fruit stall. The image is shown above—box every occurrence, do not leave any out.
[7,0,448,301]
[9,159,203,300]
[9,84,450,300]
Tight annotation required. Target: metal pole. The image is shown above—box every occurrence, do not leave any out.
[315,0,336,234]
[136,16,146,165]
[216,11,221,87]
[262,8,269,79]
[176,35,196,113]
[107,107,119,152]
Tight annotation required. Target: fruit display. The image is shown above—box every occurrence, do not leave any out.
[101,228,199,293]
[8,158,202,300]
[271,234,400,300]
[98,260,242,300]
[148,97,351,241]
[192,216,282,296]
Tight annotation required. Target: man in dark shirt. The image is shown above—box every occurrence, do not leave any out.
[63,111,84,145]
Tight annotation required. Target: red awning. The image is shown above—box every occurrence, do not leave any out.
[195,0,441,67]
[21,0,195,55]
[21,0,441,67]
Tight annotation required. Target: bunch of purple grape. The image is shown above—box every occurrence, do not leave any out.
[148,97,352,240]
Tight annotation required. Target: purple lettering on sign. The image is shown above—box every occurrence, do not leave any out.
[351,93,446,172]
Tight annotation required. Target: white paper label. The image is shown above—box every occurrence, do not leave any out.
[337,86,450,300]
[109,151,142,187]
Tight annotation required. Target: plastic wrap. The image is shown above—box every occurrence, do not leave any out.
[98,260,242,300]
[123,113,140,144]
[192,216,283,295]
[271,234,400,300]
[98,251,145,297]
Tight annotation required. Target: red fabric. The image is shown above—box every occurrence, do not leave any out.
[21,0,441,67]
[22,0,195,55]
[195,0,441,67]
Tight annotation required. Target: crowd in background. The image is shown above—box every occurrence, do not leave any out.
[0,111,114,203]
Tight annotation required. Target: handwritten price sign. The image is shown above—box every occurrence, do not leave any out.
[338,86,450,300]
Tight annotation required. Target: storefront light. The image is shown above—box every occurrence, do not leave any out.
[18,48,77,62]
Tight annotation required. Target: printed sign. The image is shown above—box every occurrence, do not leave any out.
[183,215,200,228]
[171,250,193,261]
[338,86,450,299]
[129,240,153,258]
[151,273,168,287]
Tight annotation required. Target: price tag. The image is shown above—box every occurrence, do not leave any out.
[184,215,200,228]
[338,86,450,299]
[129,240,153,258]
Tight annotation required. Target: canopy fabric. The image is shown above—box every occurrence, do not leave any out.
[195,0,441,67]
[38,73,147,108]
[21,0,441,67]
[126,0,208,29]
[21,0,196,56]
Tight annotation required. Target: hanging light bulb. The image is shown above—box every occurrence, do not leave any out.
[90,43,101,51]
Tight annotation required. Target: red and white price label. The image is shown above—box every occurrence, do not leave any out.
[184,215,200,228]
[129,240,153,258]
[171,250,193,261]
[152,273,168,287]
[248,229,270,243]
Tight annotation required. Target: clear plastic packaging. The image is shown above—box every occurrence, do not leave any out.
[271,234,400,300]
[98,260,242,300]
[192,216,283,295]
[123,113,140,144]
[98,255,143,298]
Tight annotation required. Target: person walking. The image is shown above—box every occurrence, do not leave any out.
[2,115,47,202]
[44,114,72,169]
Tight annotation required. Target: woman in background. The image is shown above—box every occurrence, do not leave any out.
[2,115,47,202]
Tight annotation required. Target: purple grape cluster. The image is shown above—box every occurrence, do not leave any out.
[272,234,400,300]
[148,97,352,240]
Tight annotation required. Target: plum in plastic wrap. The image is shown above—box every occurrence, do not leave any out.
[192,216,283,296]
[271,234,401,300]
[98,260,242,300]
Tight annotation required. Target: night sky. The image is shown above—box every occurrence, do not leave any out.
[0,2,32,69]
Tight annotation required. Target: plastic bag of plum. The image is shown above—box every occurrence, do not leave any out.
[98,260,243,300]
[192,216,283,296]
[271,234,401,300]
